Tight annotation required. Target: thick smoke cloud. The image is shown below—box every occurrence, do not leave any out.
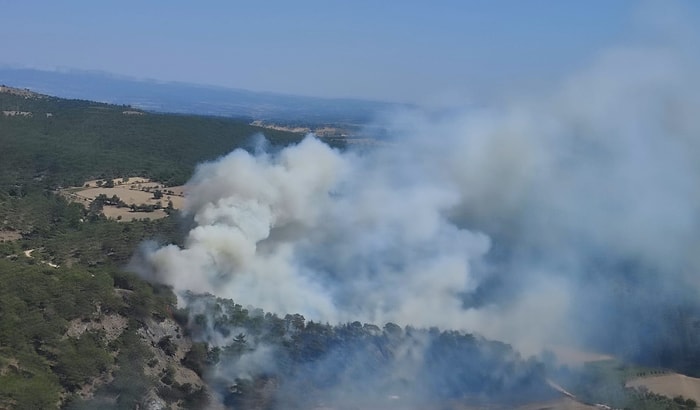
[139,34,700,362]
[144,134,491,328]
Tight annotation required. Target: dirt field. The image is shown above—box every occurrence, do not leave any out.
[82,177,153,187]
[101,206,168,222]
[63,176,186,222]
[627,373,700,403]
[165,185,187,196]
[73,187,185,209]
[0,230,21,242]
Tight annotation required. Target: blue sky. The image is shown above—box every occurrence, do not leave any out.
[1,1,697,103]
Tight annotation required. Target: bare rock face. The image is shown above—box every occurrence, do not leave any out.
[141,388,167,410]
[65,314,128,342]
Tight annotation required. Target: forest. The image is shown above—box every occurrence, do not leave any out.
[0,88,307,189]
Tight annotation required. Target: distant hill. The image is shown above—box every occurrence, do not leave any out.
[0,67,404,124]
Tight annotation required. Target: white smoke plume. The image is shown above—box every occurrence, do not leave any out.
[140,28,700,356]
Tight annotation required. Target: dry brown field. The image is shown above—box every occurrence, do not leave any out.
[63,176,186,222]
[627,373,700,404]
[73,187,184,209]
[0,230,21,242]
[101,206,168,222]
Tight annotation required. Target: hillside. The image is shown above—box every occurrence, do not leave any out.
[1,86,699,410]
[0,68,403,124]
[0,86,297,408]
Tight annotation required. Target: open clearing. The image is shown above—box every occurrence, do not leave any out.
[0,230,21,242]
[627,372,700,403]
[73,186,185,209]
[62,176,186,221]
[101,206,168,222]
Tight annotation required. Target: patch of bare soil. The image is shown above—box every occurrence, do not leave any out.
[62,176,187,222]
[82,177,152,187]
[0,85,44,98]
[2,110,32,117]
[627,372,700,404]
[250,120,310,133]
[102,206,168,221]
[75,186,185,209]
[0,358,20,377]
[0,230,21,242]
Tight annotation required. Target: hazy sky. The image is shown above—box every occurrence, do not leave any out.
[1,1,697,103]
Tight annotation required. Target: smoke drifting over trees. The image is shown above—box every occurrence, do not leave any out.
[134,21,700,407]
[143,41,699,339]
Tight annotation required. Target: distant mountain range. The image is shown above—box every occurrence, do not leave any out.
[0,67,404,124]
